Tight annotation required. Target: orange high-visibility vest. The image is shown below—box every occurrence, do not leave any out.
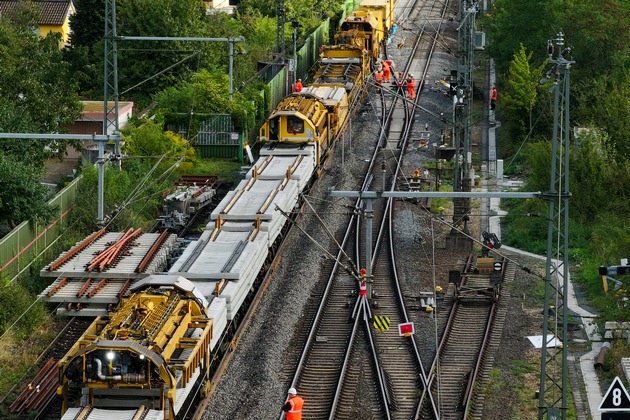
[286,395,304,420]
[375,72,383,85]
[407,78,416,98]
[382,61,391,80]
[490,88,497,101]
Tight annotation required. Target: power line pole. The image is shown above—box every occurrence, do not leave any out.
[104,0,120,153]
[276,0,286,58]
[538,30,574,420]
[100,0,243,225]
[447,0,478,251]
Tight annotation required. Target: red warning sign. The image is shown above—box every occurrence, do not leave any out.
[398,322,415,336]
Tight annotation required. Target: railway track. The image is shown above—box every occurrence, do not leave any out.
[3,316,93,419]
[282,0,454,417]
[416,257,513,419]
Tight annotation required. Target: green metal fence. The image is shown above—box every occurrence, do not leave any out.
[165,114,244,161]
[0,176,81,281]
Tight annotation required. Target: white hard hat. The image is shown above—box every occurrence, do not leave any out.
[409,74,414,78]
[288,387,297,395]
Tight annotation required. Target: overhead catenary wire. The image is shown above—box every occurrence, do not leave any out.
[120,50,202,96]
[274,205,361,279]
[300,194,356,273]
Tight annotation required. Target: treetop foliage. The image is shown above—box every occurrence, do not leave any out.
[489,0,630,297]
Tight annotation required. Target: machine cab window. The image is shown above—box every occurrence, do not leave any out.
[287,116,304,134]
[268,118,279,140]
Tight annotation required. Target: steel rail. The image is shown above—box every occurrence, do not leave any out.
[361,0,451,416]
[416,254,474,417]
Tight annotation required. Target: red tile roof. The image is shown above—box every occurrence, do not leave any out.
[0,1,71,26]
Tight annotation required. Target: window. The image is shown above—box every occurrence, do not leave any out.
[287,116,304,134]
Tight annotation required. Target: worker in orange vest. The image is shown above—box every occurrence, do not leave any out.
[283,387,304,420]
[375,71,383,88]
[406,74,416,99]
[294,79,303,93]
[490,86,497,109]
[394,72,405,95]
[382,60,391,81]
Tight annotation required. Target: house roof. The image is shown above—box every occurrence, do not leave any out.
[0,0,72,26]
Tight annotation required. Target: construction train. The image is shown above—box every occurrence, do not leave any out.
[55,1,393,418]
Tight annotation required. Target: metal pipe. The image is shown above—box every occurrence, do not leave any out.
[94,358,122,381]
[594,342,611,369]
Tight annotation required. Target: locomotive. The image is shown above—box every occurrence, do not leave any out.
[56,0,393,418]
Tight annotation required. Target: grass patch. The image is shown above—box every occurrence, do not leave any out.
[0,317,56,400]
[189,158,244,183]
[431,184,454,214]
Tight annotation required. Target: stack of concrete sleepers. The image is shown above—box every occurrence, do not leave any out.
[168,229,268,320]
[206,297,228,350]
[210,178,300,245]
[247,149,316,191]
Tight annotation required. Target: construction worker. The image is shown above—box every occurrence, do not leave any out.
[283,387,304,420]
[395,72,405,95]
[406,74,416,99]
[490,86,497,109]
[375,71,383,88]
[382,60,391,81]
[385,59,394,74]
[294,79,303,93]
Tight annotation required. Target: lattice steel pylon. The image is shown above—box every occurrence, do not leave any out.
[447,0,477,250]
[538,30,574,420]
[104,0,120,151]
[276,0,286,57]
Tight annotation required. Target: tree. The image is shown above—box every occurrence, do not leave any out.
[561,0,630,82]
[487,0,562,75]
[0,13,80,234]
[68,0,105,49]
[0,15,82,166]
[155,69,257,133]
[0,154,54,234]
[123,119,196,174]
[573,71,630,162]
[114,0,211,101]
[64,0,104,97]
[569,129,617,225]
[502,44,547,134]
